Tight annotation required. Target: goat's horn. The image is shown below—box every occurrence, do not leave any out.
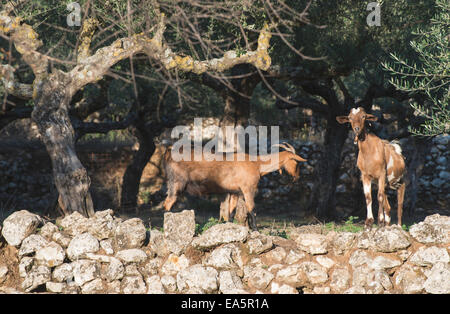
[283,142,296,154]
[272,143,289,151]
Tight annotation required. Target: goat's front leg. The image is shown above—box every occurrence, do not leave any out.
[163,181,184,211]
[362,174,374,228]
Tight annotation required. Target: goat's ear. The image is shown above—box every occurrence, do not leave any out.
[365,114,377,121]
[336,116,349,124]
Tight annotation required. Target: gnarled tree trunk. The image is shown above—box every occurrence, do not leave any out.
[120,121,156,212]
[31,72,94,217]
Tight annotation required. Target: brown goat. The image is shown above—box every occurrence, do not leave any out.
[163,143,306,230]
[337,107,406,227]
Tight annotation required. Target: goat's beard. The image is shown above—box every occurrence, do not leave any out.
[353,130,363,144]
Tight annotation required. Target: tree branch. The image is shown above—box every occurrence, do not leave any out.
[1,5,48,98]
[0,64,33,98]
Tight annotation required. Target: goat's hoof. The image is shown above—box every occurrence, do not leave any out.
[364,218,374,229]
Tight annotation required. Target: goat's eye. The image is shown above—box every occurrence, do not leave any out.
[362,115,366,119]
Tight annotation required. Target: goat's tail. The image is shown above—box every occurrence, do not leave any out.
[389,140,403,156]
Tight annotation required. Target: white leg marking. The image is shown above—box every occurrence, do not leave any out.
[385,215,391,225]
[363,182,373,220]
[367,201,373,220]
[379,211,384,222]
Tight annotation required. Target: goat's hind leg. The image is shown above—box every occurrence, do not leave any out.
[397,182,406,226]
[377,173,390,227]
[242,190,257,231]
[228,194,239,223]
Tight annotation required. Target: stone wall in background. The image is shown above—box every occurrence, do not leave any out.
[0,209,449,294]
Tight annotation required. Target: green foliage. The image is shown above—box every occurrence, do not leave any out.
[383,0,449,136]
[195,217,221,235]
[325,216,364,233]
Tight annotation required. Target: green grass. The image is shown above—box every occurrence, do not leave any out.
[325,216,364,233]
[195,217,221,235]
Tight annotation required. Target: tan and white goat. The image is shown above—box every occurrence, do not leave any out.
[337,107,406,227]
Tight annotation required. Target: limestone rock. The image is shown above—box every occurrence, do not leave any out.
[219,270,247,294]
[332,232,356,255]
[114,218,147,250]
[244,265,274,291]
[247,232,273,254]
[0,265,8,284]
[18,257,33,278]
[52,263,73,283]
[21,265,51,292]
[372,226,411,252]
[18,234,49,257]
[87,210,117,240]
[161,275,177,293]
[52,232,72,248]
[299,262,328,284]
[409,246,450,267]
[161,253,190,276]
[1,210,43,247]
[67,233,100,261]
[59,212,89,237]
[100,239,114,255]
[192,223,249,250]
[177,264,219,293]
[46,281,66,293]
[163,210,196,255]
[148,229,167,257]
[146,275,165,294]
[370,255,402,270]
[424,262,450,294]
[121,275,147,294]
[261,246,286,264]
[203,244,242,270]
[395,264,426,294]
[330,267,351,292]
[104,257,124,282]
[39,222,59,240]
[349,250,372,267]
[409,214,450,244]
[35,241,66,267]
[81,278,104,294]
[285,249,306,264]
[270,282,298,294]
[115,249,147,264]
[275,265,308,288]
[72,259,100,286]
[294,233,328,255]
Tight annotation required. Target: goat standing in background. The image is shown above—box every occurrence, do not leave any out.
[163,143,306,230]
[337,107,406,228]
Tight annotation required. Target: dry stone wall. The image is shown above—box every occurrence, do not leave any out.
[0,209,449,294]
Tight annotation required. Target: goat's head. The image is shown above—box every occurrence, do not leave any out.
[272,142,307,182]
[336,107,377,143]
